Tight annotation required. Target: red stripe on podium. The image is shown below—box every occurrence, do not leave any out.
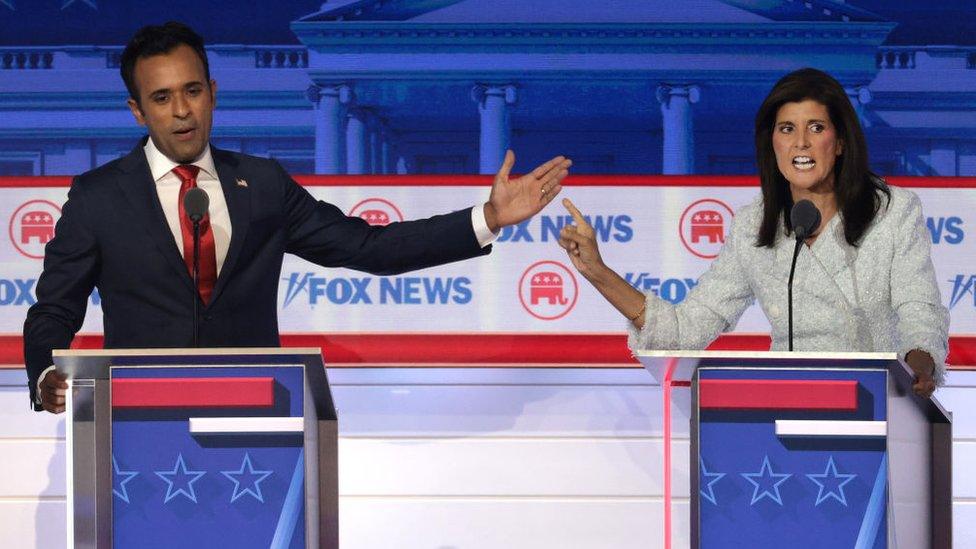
[698,379,858,411]
[111,377,275,408]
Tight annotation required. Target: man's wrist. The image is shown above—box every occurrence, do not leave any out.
[472,203,499,248]
[482,202,500,234]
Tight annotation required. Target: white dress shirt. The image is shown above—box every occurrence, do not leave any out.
[144,138,232,274]
[37,139,498,400]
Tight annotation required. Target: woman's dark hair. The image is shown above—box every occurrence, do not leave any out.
[120,22,210,106]
[754,68,889,247]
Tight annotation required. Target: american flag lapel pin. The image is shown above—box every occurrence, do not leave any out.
[236,178,248,188]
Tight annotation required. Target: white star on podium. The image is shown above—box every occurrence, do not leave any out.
[741,455,792,505]
[699,457,725,505]
[155,453,206,503]
[112,456,139,504]
[806,456,857,506]
[222,453,273,503]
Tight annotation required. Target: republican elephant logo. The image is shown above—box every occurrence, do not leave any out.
[530,271,569,305]
[679,198,735,260]
[9,199,62,259]
[690,210,725,244]
[519,260,578,321]
[19,210,55,245]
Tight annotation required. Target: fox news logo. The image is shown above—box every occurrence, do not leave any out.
[348,198,404,226]
[679,199,734,259]
[498,214,633,243]
[9,200,62,259]
[925,216,964,244]
[948,275,975,309]
[281,273,472,307]
[624,273,699,304]
[0,279,100,307]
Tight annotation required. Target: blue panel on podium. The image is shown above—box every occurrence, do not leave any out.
[697,368,888,549]
[110,366,305,549]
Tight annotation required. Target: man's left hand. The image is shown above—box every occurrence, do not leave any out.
[484,150,571,232]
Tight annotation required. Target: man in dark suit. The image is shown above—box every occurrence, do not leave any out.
[25,22,571,413]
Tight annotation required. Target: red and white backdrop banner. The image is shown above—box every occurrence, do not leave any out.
[0,175,973,366]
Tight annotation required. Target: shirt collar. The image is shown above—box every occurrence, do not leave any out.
[143,137,218,183]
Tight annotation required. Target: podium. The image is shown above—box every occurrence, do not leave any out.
[55,347,338,549]
[637,350,952,549]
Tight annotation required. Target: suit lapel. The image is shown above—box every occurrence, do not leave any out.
[208,148,251,306]
[802,215,858,308]
[115,143,196,294]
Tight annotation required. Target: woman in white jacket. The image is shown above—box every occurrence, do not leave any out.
[558,68,948,397]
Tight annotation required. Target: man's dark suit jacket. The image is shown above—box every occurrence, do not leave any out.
[23,141,489,409]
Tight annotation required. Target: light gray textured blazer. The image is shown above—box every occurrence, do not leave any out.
[628,185,950,383]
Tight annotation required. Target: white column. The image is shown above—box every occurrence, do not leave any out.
[308,84,351,175]
[473,84,517,175]
[381,128,395,175]
[845,85,872,129]
[656,84,700,175]
[369,116,383,175]
[396,155,411,175]
[346,108,368,175]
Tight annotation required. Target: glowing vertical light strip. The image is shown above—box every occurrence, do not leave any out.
[65,382,74,549]
[854,454,888,549]
[662,357,679,549]
[270,448,305,549]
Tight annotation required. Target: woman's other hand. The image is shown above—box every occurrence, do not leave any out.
[905,349,937,398]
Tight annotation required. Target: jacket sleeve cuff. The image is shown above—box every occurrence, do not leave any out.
[471,204,499,248]
[34,364,57,406]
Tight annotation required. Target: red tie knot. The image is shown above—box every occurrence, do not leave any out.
[172,164,201,185]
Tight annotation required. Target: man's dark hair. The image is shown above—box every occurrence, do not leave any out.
[120,21,210,105]
[754,67,889,248]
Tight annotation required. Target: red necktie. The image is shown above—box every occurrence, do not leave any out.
[173,165,217,305]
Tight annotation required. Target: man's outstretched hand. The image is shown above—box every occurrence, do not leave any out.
[483,150,571,232]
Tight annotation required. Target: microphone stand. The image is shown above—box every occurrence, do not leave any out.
[192,218,201,348]
[787,238,802,352]
[786,200,820,353]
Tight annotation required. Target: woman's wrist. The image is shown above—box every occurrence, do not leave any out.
[583,262,612,285]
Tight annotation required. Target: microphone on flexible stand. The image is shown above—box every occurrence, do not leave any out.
[787,199,821,351]
[183,187,210,348]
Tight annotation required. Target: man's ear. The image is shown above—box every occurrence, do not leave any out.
[127,97,146,126]
[209,79,218,108]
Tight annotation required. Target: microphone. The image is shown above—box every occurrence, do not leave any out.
[787,200,821,351]
[183,187,209,223]
[183,187,210,347]
[790,199,821,241]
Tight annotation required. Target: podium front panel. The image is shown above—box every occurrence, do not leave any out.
[695,367,889,548]
[110,365,307,549]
